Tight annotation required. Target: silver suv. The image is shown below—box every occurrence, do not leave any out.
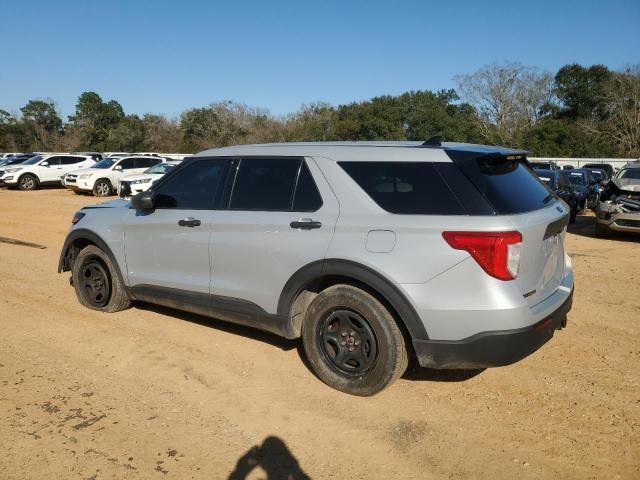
[59,141,574,396]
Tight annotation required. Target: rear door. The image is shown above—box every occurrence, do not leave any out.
[122,158,229,293]
[209,157,339,313]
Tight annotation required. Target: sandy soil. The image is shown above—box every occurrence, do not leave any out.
[0,187,638,480]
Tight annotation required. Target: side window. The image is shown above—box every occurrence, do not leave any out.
[60,156,84,165]
[135,157,158,168]
[44,156,62,166]
[292,161,323,211]
[118,158,136,170]
[339,162,466,215]
[153,159,227,209]
[230,158,300,211]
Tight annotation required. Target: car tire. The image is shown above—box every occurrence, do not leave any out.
[301,284,408,396]
[72,245,131,313]
[93,179,113,197]
[18,173,38,191]
[569,204,577,223]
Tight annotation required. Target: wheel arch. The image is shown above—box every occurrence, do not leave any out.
[278,259,429,345]
[18,171,40,188]
[58,229,127,288]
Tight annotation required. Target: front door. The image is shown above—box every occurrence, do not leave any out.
[122,158,229,293]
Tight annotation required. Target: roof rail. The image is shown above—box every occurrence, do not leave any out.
[422,135,443,147]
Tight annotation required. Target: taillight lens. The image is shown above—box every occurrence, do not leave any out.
[442,231,523,281]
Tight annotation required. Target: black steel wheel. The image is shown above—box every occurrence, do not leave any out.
[80,259,112,308]
[72,245,131,312]
[302,284,407,396]
[318,309,378,376]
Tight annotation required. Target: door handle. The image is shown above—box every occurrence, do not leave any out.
[178,218,201,227]
[290,219,322,230]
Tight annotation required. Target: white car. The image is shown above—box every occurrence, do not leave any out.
[118,161,181,197]
[64,155,164,196]
[0,154,95,190]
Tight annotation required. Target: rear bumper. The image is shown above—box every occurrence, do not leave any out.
[413,288,573,369]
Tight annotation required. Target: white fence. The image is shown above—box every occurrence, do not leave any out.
[529,157,637,170]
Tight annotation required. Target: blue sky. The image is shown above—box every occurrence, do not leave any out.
[1,0,638,120]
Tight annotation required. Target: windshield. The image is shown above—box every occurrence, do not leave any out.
[145,163,175,174]
[21,155,44,165]
[92,158,115,169]
[568,173,586,186]
[589,170,604,181]
[619,169,640,180]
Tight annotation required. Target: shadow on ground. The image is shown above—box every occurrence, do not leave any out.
[135,303,487,385]
[228,436,310,480]
[133,302,298,352]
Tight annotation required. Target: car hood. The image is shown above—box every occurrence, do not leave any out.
[68,167,105,176]
[80,198,129,210]
[121,172,162,182]
[613,177,640,193]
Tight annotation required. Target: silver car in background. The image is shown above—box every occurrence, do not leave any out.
[59,141,574,395]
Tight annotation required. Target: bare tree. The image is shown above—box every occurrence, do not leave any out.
[454,62,554,145]
[599,66,640,157]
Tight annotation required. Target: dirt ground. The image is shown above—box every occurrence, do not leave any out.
[0,187,638,480]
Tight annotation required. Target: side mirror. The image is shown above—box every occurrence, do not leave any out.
[114,165,122,171]
[41,161,49,167]
[131,190,154,210]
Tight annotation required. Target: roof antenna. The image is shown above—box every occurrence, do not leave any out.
[422,135,443,147]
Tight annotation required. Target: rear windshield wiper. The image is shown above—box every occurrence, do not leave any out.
[542,193,555,205]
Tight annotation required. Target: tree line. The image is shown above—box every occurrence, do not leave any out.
[1,62,638,157]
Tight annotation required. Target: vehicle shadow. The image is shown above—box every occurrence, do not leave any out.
[568,212,639,242]
[402,365,485,382]
[228,436,310,480]
[132,302,298,352]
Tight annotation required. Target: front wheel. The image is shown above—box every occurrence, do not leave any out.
[93,179,113,197]
[72,245,131,312]
[302,284,408,396]
[18,174,38,191]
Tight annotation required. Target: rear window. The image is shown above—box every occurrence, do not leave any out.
[457,157,554,214]
[339,162,466,215]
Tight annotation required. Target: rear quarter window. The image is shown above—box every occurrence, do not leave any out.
[456,157,554,214]
[339,162,466,215]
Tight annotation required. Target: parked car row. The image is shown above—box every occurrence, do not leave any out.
[0,152,189,196]
[533,162,640,237]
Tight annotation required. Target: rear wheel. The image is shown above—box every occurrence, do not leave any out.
[93,179,113,197]
[72,245,131,312]
[18,174,38,191]
[302,284,408,396]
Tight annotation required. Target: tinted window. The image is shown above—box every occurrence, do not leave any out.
[154,159,227,209]
[620,169,640,180]
[230,158,300,211]
[292,161,323,211]
[457,158,554,214]
[339,162,466,215]
[44,156,62,166]
[135,157,160,168]
[118,158,136,169]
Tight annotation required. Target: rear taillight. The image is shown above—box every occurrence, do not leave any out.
[442,231,522,281]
